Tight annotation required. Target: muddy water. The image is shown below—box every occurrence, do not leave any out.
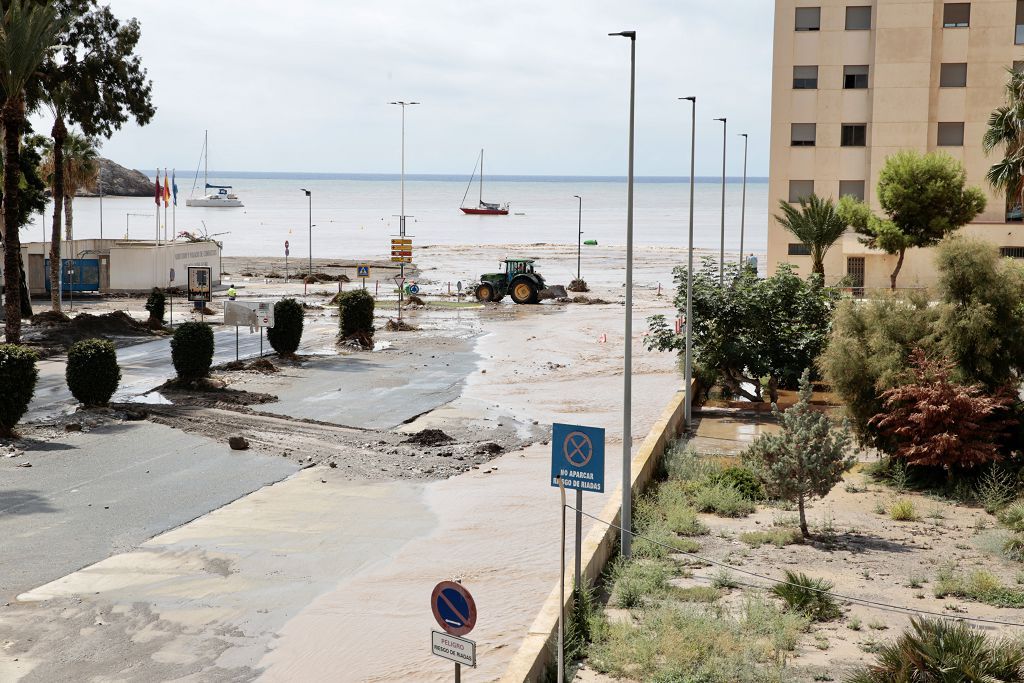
[258,299,681,681]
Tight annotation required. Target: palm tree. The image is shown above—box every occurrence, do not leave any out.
[984,68,1024,219]
[774,194,849,280]
[40,131,98,309]
[0,0,65,342]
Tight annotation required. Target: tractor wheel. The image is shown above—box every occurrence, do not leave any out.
[510,279,538,305]
[475,282,496,302]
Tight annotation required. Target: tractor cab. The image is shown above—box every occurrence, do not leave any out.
[475,258,547,304]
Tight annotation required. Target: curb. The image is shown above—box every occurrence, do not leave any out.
[499,387,689,682]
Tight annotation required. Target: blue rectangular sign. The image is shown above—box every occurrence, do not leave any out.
[551,423,605,492]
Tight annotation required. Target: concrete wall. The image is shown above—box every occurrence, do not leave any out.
[19,239,221,293]
[500,387,689,683]
[769,0,1024,290]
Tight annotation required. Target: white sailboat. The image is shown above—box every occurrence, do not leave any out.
[186,130,243,208]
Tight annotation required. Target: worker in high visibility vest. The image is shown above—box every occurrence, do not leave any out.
[226,285,237,300]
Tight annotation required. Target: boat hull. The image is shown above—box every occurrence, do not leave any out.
[460,207,508,215]
[186,198,244,208]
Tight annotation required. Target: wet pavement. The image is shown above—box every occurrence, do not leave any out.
[0,421,299,602]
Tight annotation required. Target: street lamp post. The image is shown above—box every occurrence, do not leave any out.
[609,29,636,563]
[681,96,697,430]
[389,101,420,321]
[573,195,583,282]
[714,117,727,284]
[300,189,312,275]
[738,133,749,268]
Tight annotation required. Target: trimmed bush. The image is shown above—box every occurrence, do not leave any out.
[338,289,375,344]
[0,344,38,436]
[66,339,121,406]
[145,287,166,323]
[171,321,214,380]
[266,297,304,356]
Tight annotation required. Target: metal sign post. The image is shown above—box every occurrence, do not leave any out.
[285,240,290,282]
[550,421,606,642]
[357,264,370,290]
[431,581,478,680]
[558,477,566,683]
[168,268,175,329]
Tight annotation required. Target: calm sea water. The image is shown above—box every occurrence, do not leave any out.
[26,174,769,259]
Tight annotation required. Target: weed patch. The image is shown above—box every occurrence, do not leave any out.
[889,499,919,521]
[740,528,804,549]
[694,483,756,518]
[933,565,1024,608]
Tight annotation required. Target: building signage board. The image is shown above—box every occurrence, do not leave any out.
[187,266,213,302]
[225,300,275,328]
[550,423,606,492]
[431,631,476,667]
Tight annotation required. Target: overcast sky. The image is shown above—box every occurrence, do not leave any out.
[40,1,775,177]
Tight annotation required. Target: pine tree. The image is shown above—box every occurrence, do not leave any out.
[870,349,1016,471]
[742,369,855,537]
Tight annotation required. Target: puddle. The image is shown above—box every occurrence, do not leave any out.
[125,392,172,405]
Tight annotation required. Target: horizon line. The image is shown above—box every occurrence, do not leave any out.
[153,170,770,183]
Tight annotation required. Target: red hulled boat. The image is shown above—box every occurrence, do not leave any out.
[460,149,509,216]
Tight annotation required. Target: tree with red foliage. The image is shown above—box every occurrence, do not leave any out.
[870,349,1016,470]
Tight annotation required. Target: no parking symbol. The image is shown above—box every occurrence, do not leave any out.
[551,423,605,492]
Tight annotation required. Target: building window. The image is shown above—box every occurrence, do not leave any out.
[937,122,965,146]
[843,65,869,89]
[841,124,867,146]
[939,63,968,87]
[793,65,819,89]
[943,3,970,28]
[1015,61,1024,73]
[846,6,872,30]
[839,180,866,201]
[789,180,814,203]
[1017,1,1024,44]
[1001,246,1024,258]
[796,7,821,31]
[791,123,817,146]
[788,243,813,256]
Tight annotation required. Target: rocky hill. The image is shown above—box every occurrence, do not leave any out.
[79,159,157,197]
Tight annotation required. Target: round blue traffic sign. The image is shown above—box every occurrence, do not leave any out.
[409,284,420,295]
[431,581,477,636]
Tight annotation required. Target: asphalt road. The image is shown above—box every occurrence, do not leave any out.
[0,421,299,600]
[26,327,287,423]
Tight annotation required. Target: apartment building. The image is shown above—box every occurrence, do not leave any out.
[768,0,1024,291]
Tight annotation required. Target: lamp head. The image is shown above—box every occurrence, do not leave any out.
[608,30,636,39]
[573,194,582,199]
[301,188,311,196]
[714,117,727,123]
[680,96,696,102]
[739,133,748,138]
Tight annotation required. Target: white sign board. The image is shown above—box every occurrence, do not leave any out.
[224,300,275,328]
[431,631,476,667]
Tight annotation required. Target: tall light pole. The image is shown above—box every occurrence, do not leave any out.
[739,133,748,267]
[714,117,727,284]
[573,195,583,282]
[300,189,312,275]
[681,96,696,430]
[389,101,419,320]
[609,29,636,561]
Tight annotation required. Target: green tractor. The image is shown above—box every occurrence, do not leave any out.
[475,258,547,304]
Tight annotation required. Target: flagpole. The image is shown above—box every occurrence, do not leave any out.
[163,169,168,243]
[172,169,177,238]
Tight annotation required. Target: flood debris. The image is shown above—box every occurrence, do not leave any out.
[219,358,279,374]
[384,319,419,332]
[403,429,454,446]
[228,436,250,450]
[475,442,504,455]
[23,310,156,352]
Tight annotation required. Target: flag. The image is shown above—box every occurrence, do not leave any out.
[172,169,178,206]
[163,169,171,205]
[154,172,161,206]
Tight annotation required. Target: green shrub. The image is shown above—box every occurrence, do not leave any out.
[337,289,375,343]
[771,570,841,621]
[1000,500,1024,532]
[889,499,919,521]
[170,321,215,380]
[610,559,672,609]
[663,443,721,483]
[656,482,709,536]
[710,466,767,501]
[934,565,1024,607]
[66,339,120,406]
[693,484,756,518]
[740,528,803,548]
[0,344,38,436]
[977,466,1018,513]
[266,297,304,356]
[846,617,1024,682]
[145,287,166,323]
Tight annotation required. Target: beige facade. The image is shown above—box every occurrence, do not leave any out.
[768,0,1024,291]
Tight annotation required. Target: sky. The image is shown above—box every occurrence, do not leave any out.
[36,1,776,177]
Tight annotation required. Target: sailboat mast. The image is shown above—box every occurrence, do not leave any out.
[204,129,208,188]
[479,148,484,206]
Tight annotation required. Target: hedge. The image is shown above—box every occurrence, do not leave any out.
[171,321,214,379]
[145,287,166,323]
[66,339,121,406]
[267,298,303,356]
[0,344,38,436]
[337,289,375,342]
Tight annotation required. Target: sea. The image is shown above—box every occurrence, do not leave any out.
[25,173,770,259]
